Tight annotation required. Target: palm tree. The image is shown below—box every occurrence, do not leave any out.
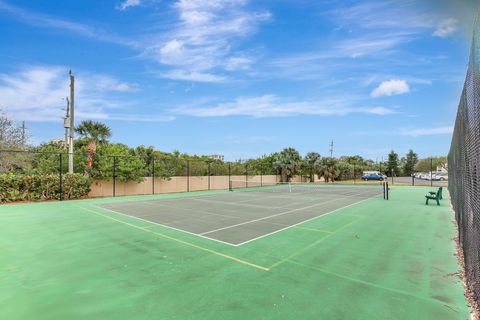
[75,120,111,144]
[304,152,321,182]
[317,157,339,183]
[75,120,112,174]
[273,147,301,182]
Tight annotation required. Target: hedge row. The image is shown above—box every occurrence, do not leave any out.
[0,173,92,202]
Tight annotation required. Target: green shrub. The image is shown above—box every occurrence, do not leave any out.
[0,173,91,203]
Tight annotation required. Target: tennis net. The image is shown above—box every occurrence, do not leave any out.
[229,180,387,198]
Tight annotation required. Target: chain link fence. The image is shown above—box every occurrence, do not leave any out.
[0,149,449,202]
[0,150,284,200]
[448,15,480,308]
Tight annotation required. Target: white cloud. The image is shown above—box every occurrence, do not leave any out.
[366,107,396,115]
[146,0,270,81]
[86,74,140,92]
[400,126,453,137]
[433,18,458,38]
[172,95,396,118]
[225,56,252,71]
[0,1,138,47]
[330,1,436,32]
[0,66,172,123]
[371,80,410,97]
[337,34,411,58]
[116,0,141,10]
[159,70,226,83]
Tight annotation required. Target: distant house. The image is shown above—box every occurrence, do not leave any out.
[209,154,225,161]
[436,166,448,173]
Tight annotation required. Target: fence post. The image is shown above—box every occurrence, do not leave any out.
[113,156,116,197]
[59,153,63,201]
[187,160,190,192]
[245,163,248,188]
[260,165,263,187]
[208,161,211,190]
[353,163,356,184]
[412,175,415,186]
[228,163,231,189]
[152,157,155,195]
[430,157,433,187]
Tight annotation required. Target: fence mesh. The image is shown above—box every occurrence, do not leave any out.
[448,15,480,307]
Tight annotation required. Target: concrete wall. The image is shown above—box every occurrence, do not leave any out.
[88,174,306,198]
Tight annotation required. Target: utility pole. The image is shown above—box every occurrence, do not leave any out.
[68,71,75,173]
[329,140,334,158]
[21,121,26,147]
[64,97,70,146]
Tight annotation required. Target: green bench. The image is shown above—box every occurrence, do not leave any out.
[425,187,443,206]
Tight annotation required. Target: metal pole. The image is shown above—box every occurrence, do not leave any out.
[152,157,155,195]
[310,164,313,183]
[113,156,116,197]
[187,160,190,192]
[260,166,263,187]
[245,163,248,188]
[353,163,356,184]
[430,157,433,187]
[208,161,211,190]
[68,71,74,174]
[228,163,231,190]
[59,153,63,201]
[412,175,415,186]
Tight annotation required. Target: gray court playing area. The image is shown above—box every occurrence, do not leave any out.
[96,183,385,245]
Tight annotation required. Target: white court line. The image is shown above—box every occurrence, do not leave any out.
[234,195,380,246]
[200,191,377,236]
[191,189,373,211]
[191,197,285,210]
[92,204,239,247]
[127,200,242,220]
[94,188,383,247]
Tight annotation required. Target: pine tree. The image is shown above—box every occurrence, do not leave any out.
[387,150,400,176]
[403,150,418,176]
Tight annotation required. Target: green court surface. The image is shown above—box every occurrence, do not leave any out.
[0,186,470,319]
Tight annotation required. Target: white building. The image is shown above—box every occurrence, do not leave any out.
[209,154,225,161]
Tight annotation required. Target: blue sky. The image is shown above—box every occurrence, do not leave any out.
[0,0,478,161]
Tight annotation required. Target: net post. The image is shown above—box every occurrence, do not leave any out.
[113,156,116,197]
[59,153,63,201]
[386,182,389,200]
[412,175,414,186]
[152,156,155,195]
[383,182,386,200]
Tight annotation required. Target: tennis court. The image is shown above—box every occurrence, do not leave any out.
[97,182,386,245]
[0,185,470,319]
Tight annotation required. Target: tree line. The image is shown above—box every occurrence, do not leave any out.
[0,115,447,183]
